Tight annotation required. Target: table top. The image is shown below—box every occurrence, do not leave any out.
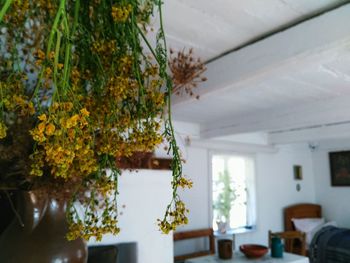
[185,252,309,263]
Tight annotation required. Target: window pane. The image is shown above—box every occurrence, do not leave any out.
[212,154,254,231]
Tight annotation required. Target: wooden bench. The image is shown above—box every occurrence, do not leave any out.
[173,228,215,262]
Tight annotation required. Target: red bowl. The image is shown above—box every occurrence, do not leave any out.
[239,244,268,259]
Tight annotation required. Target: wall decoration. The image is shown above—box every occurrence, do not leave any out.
[329,151,350,186]
[293,165,303,180]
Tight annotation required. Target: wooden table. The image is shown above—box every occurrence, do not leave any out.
[185,252,309,263]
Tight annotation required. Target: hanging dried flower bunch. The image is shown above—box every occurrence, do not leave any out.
[0,0,192,241]
[169,48,207,99]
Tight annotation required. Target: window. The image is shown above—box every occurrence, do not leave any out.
[211,153,256,232]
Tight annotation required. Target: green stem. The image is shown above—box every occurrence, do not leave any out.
[61,0,80,93]
[32,0,66,103]
[53,30,62,91]
[46,0,66,57]
[157,0,176,160]
[137,26,159,64]
[62,16,70,91]
[0,0,13,23]
[72,0,80,34]
[129,12,145,118]
[0,82,3,110]
[156,0,186,227]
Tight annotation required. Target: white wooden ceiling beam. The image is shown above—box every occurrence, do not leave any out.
[269,122,350,145]
[201,95,350,139]
[172,3,350,107]
[188,138,278,154]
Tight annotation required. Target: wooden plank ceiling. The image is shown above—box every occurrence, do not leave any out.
[161,1,350,143]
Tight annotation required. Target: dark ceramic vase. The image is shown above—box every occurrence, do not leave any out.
[0,191,87,263]
[0,192,15,236]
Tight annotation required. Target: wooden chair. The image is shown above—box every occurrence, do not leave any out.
[173,228,215,262]
[268,230,306,256]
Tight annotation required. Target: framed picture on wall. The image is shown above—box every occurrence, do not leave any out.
[329,151,350,186]
[293,165,303,180]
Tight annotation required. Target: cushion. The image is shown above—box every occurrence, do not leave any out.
[292,218,325,233]
[292,218,325,245]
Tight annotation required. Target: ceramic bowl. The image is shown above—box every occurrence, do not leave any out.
[239,244,268,259]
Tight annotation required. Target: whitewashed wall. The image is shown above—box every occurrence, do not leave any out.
[89,170,173,263]
[175,143,316,255]
[239,144,316,245]
[311,139,350,228]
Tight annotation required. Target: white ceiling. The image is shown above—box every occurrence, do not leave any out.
[164,1,350,144]
[163,0,345,62]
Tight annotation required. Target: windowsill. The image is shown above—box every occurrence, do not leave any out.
[214,226,256,237]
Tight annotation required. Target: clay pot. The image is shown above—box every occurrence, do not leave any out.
[218,239,233,259]
[0,191,87,263]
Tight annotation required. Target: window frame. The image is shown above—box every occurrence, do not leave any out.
[209,150,257,234]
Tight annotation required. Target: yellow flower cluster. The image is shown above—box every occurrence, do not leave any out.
[0,79,35,118]
[80,66,164,159]
[71,68,81,88]
[0,122,7,139]
[107,76,130,100]
[111,4,132,22]
[67,218,120,241]
[96,175,115,197]
[158,200,189,234]
[33,49,64,89]
[91,40,116,56]
[119,56,133,75]
[30,103,97,179]
[145,82,165,109]
[3,0,30,25]
[127,122,163,152]
[66,172,120,241]
[176,177,193,189]
[34,49,46,67]
[66,222,84,241]
[12,95,35,116]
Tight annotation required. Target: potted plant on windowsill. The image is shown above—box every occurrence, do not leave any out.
[0,0,192,261]
[213,170,236,233]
